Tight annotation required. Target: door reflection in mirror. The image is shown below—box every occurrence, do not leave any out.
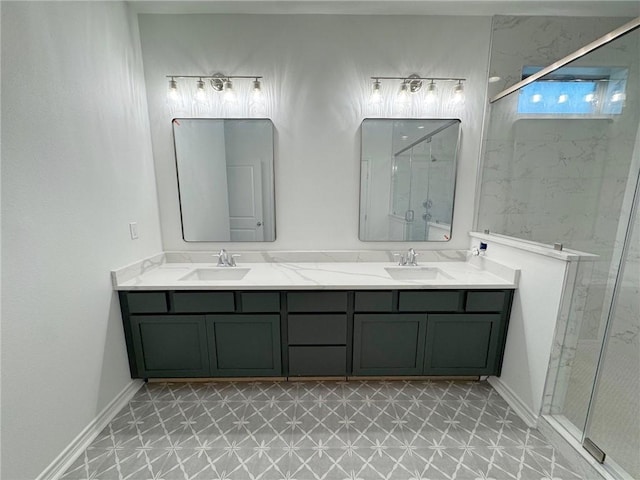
[359,119,460,242]
[173,118,275,242]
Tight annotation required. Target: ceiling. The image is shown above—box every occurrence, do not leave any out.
[128,0,640,17]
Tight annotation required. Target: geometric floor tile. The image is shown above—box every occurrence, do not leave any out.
[61,380,582,480]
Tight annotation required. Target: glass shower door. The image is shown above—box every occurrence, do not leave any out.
[581,191,640,478]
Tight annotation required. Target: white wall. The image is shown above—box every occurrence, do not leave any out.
[1,2,162,479]
[138,14,492,251]
[469,236,571,424]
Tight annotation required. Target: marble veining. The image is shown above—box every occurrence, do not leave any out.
[110,253,166,287]
[163,250,468,265]
[113,258,519,291]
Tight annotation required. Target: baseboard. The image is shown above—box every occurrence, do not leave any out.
[487,376,538,427]
[37,379,144,480]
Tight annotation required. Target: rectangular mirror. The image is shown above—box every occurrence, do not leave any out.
[359,119,460,241]
[173,118,275,242]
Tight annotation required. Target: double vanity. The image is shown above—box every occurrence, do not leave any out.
[114,252,519,381]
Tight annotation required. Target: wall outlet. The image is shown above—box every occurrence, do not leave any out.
[129,222,139,240]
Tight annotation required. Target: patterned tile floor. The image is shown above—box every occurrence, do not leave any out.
[61,380,582,480]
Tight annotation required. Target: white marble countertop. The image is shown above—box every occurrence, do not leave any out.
[114,258,519,291]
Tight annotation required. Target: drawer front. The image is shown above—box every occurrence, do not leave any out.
[288,346,347,376]
[241,292,280,313]
[288,314,347,345]
[173,292,235,313]
[398,291,462,312]
[354,291,394,312]
[126,292,167,314]
[287,292,348,312]
[465,291,507,312]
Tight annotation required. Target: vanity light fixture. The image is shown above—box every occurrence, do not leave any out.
[452,80,465,103]
[165,74,264,103]
[369,75,466,105]
[252,78,263,101]
[397,82,410,105]
[611,91,626,103]
[370,79,382,105]
[195,78,207,102]
[425,81,437,103]
[223,79,236,103]
[168,77,179,101]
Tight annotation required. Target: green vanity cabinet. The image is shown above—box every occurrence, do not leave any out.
[119,288,513,379]
[286,291,350,376]
[207,315,281,377]
[119,291,282,379]
[351,289,513,377]
[130,315,211,378]
[423,314,501,375]
[352,314,427,375]
[422,290,513,375]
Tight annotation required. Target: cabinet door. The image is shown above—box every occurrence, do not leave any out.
[352,314,427,376]
[131,315,210,378]
[208,315,281,377]
[424,314,501,375]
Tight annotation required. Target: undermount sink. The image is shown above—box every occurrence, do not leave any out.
[385,266,454,281]
[179,268,250,281]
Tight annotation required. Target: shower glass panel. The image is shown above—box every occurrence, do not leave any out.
[390,139,451,241]
[477,20,639,479]
[360,119,460,241]
[583,199,639,477]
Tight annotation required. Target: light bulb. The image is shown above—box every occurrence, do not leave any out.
[397,82,410,105]
[531,93,542,103]
[168,78,179,101]
[252,79,262,101]
[195,78,206,102]
[370,80,382,105]
[611,91,626,103]
[584,93,596,103]
[452,81,464,104]
[223,79,236,103]
[425,81,437,103]
[558,93,568,104]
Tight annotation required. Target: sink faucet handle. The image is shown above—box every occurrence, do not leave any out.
[393,253,406,266]
[406,248,419,266]
[230,254,241,267]
[213,249,229,266]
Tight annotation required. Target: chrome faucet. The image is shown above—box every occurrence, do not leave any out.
[405,248,419,266]
[214,249,239,267]
[393,248,419,266]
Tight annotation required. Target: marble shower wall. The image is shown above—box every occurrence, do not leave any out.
[476,17,640,422]
[478,15,638,254]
